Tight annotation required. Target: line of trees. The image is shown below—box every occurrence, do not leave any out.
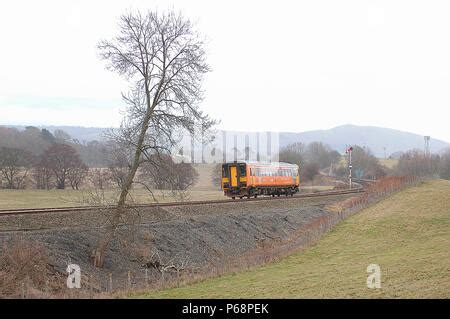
[394,149,449,178]
[0,126,108,167]
[0,127,200,191]
[278,142,342,182]
[334,145,386,180]
[277,142,450,182]
[0,143,88,190]
[0,142,201,191]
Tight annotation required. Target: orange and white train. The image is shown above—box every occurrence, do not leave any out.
[221,161,299,199]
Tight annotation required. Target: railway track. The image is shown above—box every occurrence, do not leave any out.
[0,187,364,217]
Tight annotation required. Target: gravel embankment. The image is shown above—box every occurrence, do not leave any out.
[0,194,355,290]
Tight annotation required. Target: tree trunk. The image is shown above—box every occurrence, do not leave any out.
[93,82,155,267]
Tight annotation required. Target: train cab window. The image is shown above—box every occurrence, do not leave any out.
[222,165,229,177]
[239,164,246,176]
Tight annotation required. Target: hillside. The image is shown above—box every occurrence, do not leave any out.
[4,124,449,158]
[5,125,107,143]
[280,125,449,157]
[143,180,450,298]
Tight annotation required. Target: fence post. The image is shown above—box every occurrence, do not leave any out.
[21,282,25,299]
[145,269,149,289]
[109,273,113,293]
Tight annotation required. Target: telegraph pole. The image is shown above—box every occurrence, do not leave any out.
[347,146,353,189]
[424,136,430,157]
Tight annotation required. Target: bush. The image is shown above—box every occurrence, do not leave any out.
[0,238,62,298]
[439,150,450,180]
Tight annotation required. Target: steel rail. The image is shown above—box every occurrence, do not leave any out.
[0,188,364,217]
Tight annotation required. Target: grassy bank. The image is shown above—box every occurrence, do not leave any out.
[139,180,450,298]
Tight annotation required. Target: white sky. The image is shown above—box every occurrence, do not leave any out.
[0,0,449,142]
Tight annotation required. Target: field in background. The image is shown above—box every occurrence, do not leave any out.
[0,189,225,210]
[339,156,399,170]
[0,164,335,209]
[379,158,399,169]
[142,179,450,298]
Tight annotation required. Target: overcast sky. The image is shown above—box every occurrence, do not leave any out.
[0,0,449,141]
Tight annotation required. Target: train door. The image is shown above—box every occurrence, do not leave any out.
[230,166,238,187]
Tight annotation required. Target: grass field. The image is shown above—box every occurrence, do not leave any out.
[0,186,334,209]
[140,179,450,298]
[0,188,226,209]
[379,158,399,169]
[0,164,334,209]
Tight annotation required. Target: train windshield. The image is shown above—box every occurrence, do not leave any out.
[238,163,246,176]
[222,164,229,177]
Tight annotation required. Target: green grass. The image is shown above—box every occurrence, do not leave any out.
[138,180,450,298]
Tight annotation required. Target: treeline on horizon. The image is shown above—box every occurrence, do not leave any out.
[0,126,198,190]
[0,126,449,190]
[277,141,450,182]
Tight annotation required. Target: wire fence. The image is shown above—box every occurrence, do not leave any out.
[10,176,421,298]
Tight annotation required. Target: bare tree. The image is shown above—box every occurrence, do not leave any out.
[301,162,320,183]
[439,149,450,180]
[139,154,198,191]
[89,168,111,190]
[395,149,440,177]
[40,144,87,189]
[67,163,89,190]
[0,147,32,189]
[94,10,214,267]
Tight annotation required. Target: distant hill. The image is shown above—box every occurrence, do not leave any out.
[6,125,108,143]
[5,124,449,158]
[279,125,449,157]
